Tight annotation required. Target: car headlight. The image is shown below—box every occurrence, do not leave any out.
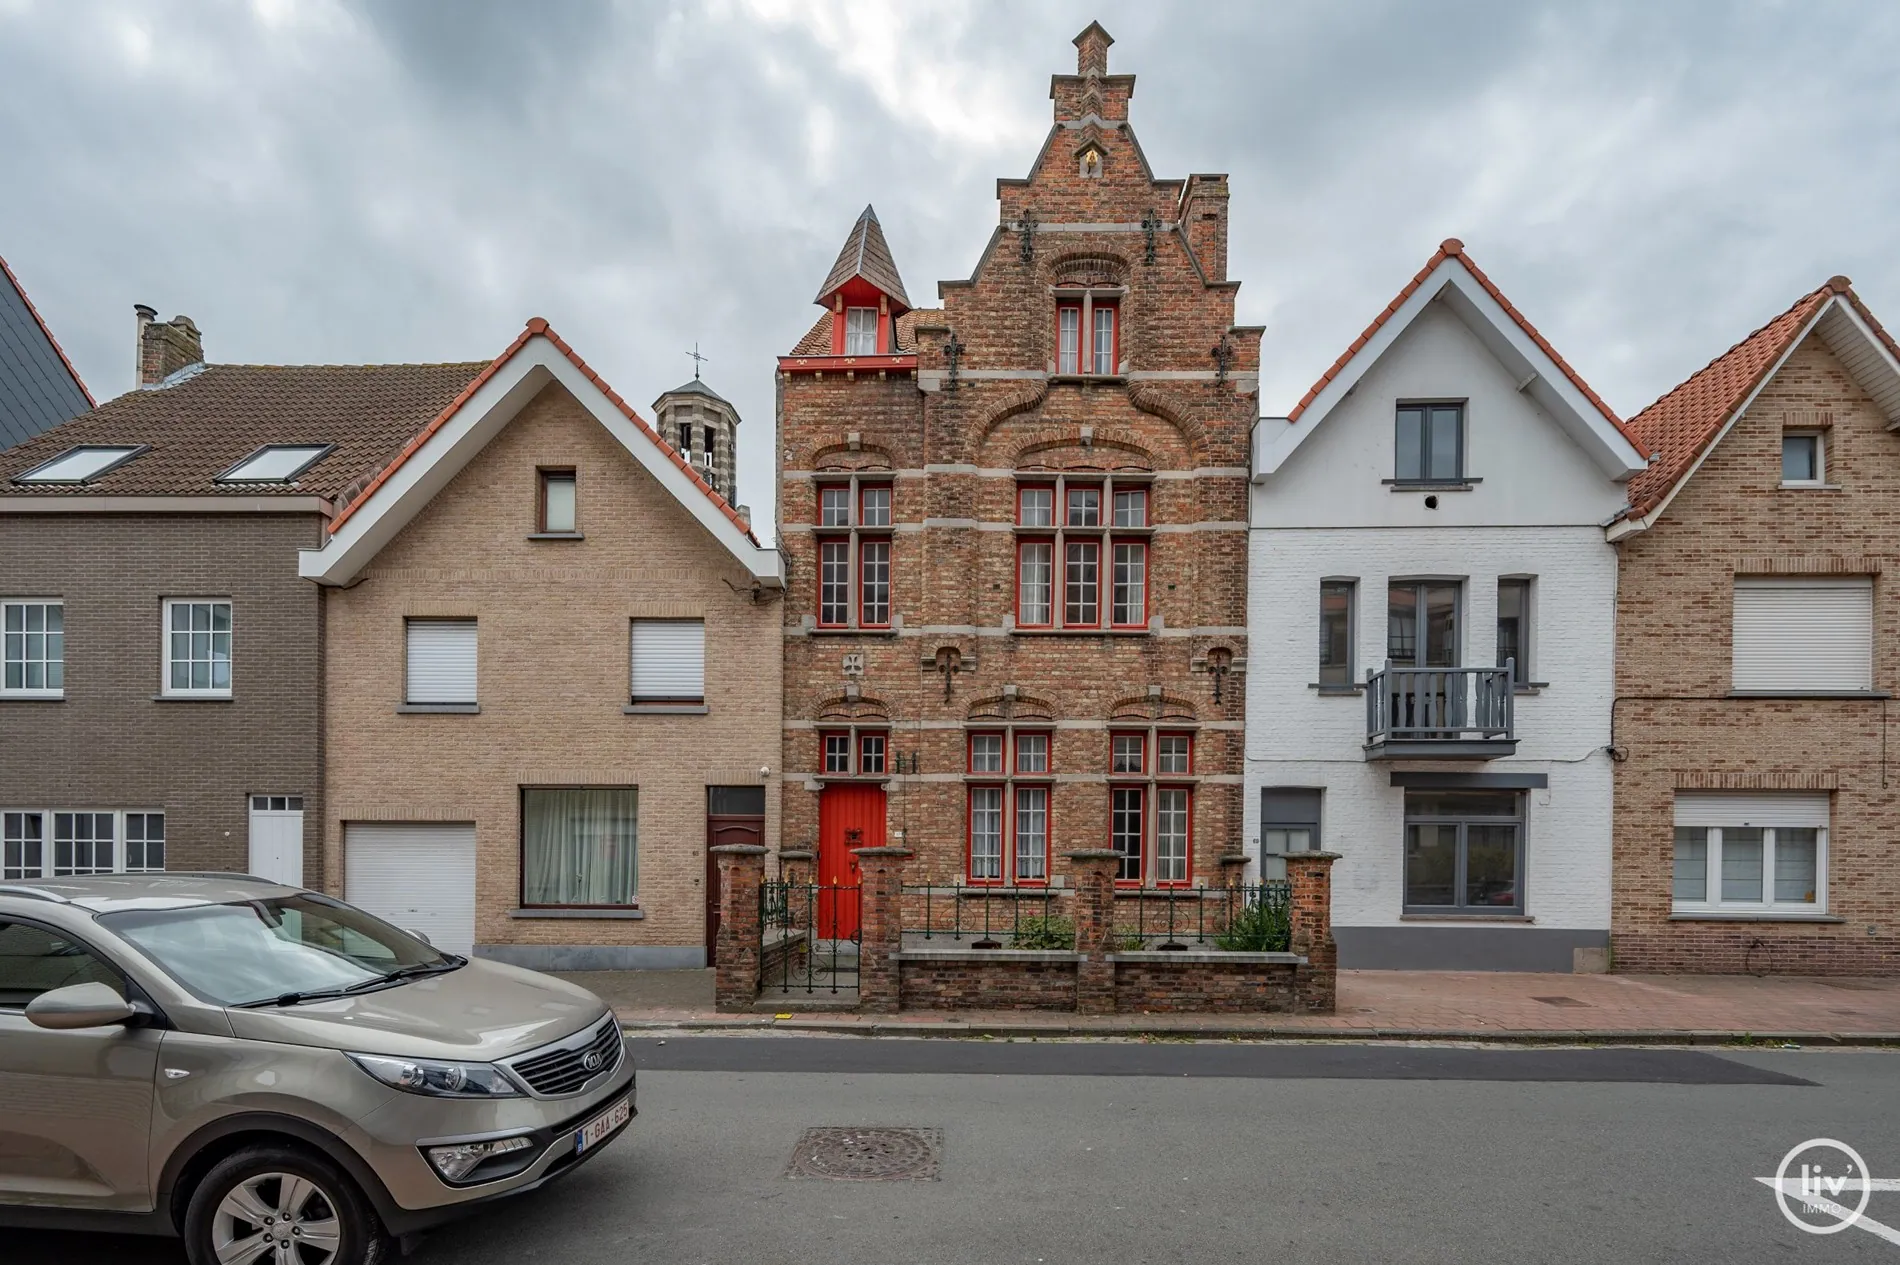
[347,1052,523,1098]
[425,1135,537,1183]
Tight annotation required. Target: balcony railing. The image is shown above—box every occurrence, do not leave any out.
[1364,660,1517,758]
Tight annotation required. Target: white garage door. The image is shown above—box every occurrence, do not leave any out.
[344,824,477,956]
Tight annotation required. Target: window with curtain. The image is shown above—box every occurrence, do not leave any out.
[1318,582,1354,686]
[522,787,638,907]
[845,307,878,355]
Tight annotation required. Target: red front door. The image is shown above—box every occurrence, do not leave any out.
[817,783,885,939]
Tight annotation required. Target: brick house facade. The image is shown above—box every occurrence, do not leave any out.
[777,25,1258,897]
[305,320,783,968]
[1610,277,1900,974]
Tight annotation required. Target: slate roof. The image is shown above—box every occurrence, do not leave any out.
[0,254,93,451]
[813,204,911,310]
[0,362,486,498]
[655,376,731,406]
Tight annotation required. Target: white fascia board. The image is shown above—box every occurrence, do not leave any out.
[1816,301,1900,425]
[1606,298,1838,542]
[1257,259,1644,482]
[299,338,783,586]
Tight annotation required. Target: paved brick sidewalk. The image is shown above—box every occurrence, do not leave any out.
[556,967,1900,1042]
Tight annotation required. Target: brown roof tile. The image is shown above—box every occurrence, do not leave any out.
[0,361,487,499]
[813,204,910,310]
[1622,282,1835,517]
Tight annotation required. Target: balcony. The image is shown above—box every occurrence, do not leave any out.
[1364,662,1517,759]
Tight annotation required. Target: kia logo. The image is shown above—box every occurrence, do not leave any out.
[582,1050,603,1072]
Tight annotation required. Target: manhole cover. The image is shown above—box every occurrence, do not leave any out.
[1531,995,1589,1008]
[786,1128,941,1181]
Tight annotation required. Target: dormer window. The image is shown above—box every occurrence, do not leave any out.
[845,307,878,356]
[1395,403,1465,483]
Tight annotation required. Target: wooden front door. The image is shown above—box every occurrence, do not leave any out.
[817,782,885,939]
[706,814,764,961]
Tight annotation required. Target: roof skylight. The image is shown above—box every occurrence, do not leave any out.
[216,444,333,484]
[13,445,147,485]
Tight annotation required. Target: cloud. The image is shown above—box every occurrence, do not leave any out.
[3,0,1896,529]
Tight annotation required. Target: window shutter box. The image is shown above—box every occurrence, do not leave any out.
[405,620,477,704]
[1673,793,1830,829]
[1732,579,1872,692]
[631,620,705,701]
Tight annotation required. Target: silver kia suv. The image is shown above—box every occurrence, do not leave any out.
[0,873,635,1264]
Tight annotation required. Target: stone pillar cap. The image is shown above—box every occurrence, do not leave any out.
[776,849,816,861]
[709,844,769,856]
[1062,849,1124,861]
[1285,851,1343,862]
[850,846,914,858]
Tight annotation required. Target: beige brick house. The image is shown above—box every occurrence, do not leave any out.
[303,319,783,968]
[1610,277,1900,974]
[776,24,1256,903]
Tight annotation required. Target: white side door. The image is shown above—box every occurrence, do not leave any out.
[247,795,305,887]
[344,823,478,956]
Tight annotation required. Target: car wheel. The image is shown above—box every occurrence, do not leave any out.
[183,1143,390,1265]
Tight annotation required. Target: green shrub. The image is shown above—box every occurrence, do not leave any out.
[1215,899,1291,952]
[1011,915,1076,951]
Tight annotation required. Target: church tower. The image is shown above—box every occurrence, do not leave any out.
[652,373,742,511]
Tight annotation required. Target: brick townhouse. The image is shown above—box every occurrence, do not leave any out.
[1610,276,1900,974]
[777,23,1259,908]
[303,320,783,966]
[1,309,480,887]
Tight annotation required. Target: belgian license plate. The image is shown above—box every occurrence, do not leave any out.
[575,1098,630,1155]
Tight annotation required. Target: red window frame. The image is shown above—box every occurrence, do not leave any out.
[967,784,1006,885]
[968,731,1005,774]
[1110,785,1145,886]
[1015,539,1055,629]
[1065,484,1102,527]
[1012,784,1050,885]
[816,482,852,527]
[1111,485,1148,528]
[1110,539,1148,629]
[858,483,892,527]
[1110,731,1146,776]
[1017,483,1055,527]
[857,731,887,775]
[1152,785,1192,888]
[1063,539,1101,629]
[816,537,850,627]
[857,537,891,628]
[1014,730,1051,775]
[820,730,852,775]
[1090,302,1120,375]
[1056,303,1082,375]
[1155,731,1194,776]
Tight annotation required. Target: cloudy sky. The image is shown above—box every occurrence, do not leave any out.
[3,0,1896,526]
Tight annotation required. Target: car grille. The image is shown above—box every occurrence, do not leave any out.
[508,1019,623,1097]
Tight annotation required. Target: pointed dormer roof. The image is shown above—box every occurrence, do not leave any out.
[813,204,910,312]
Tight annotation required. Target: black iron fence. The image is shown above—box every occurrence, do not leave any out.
[759,879,860,995]
[900,882,1292,952]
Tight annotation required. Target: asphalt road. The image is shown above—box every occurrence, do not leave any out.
[14,1037,1900,1264]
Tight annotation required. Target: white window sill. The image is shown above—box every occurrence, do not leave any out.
[509,907,644,920]
[398,702,480,714]
[1399,913,1534,922]
[1310,682,1364,694]
[1778,482,1842,491]
[153,693,234,702]
[526,531,586,541]
[0,691,63,701]
[1726,690,1890,700]
[1383,479,1480,491]
[623,703,708,715]
[1668,909,1843,923]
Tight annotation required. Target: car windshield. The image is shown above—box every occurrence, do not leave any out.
[98,893,452,1007]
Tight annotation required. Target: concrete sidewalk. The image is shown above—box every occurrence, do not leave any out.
[554,967,1900,1044]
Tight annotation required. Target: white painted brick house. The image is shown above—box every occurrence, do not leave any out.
[1245,240,1647,971]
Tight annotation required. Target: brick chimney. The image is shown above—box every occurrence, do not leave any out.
[138,309,204,387]
[1074,20,1112,75]
[1180,174,1230,284]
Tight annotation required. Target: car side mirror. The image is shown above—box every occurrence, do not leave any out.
[406,928,432,947]
[25,982,138,1030]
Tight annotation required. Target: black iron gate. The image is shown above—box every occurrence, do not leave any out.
[760,879,861,995]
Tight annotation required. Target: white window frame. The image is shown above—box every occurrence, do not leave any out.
[161,598,233,698]
[1672,795,1829,917]
[1731,577,1873,694]
[2,809,165,879]
[629,619,706,705]
[1780,430,1826,488]
[3,598,65,699]
[404,618,478,707]
[844,307,879,356]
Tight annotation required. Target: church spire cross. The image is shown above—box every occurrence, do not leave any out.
[686,343,709,380]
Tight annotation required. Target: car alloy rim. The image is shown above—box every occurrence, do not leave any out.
[212,1171,343,1265]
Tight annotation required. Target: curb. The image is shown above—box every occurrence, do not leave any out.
[619,1018,1900,1047]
